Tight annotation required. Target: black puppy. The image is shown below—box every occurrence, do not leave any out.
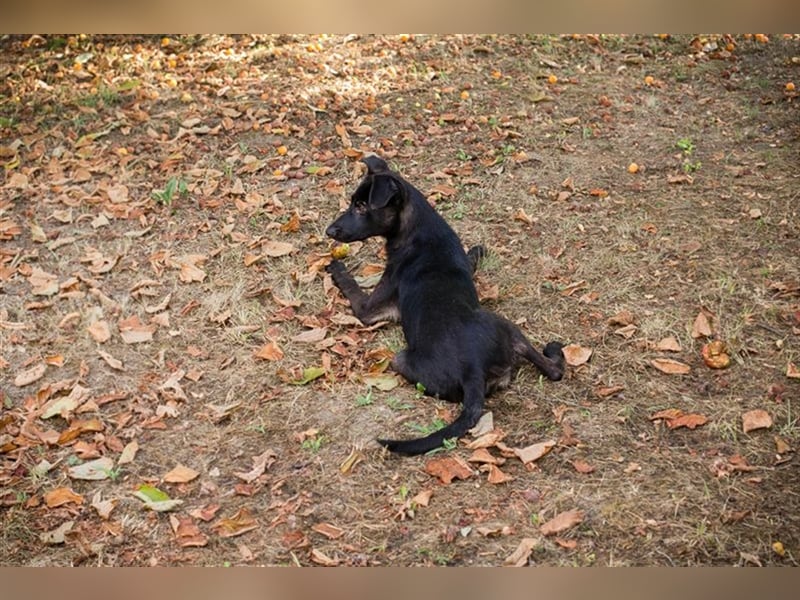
[325,155,565,455]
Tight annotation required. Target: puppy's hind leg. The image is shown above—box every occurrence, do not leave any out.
[512,328,565,381]
[467,245,487,274]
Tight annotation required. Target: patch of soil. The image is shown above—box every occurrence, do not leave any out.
[1,34,799,566]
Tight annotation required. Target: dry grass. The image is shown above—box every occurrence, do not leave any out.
[1,34,799,566]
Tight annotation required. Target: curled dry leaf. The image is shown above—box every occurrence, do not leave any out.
[562,344,592,367]
[14,362,47,387]
[118,315,155,344]
[786,362,800,379]
[211,507,258,538]
[91,490,117,520]
[650,358,691,375]
[742,409,772,433]
[262,240,296,257]
[468,447,504,465]
[292,327,328,343]
[97,349,125,371]
[312,522,345,539]
[118,439,139,465]
[254,341,284,361]
[504,538,538,567]
[411,489,434,507]
[469,412,494,437]
[464,429,506,449]
[170,514,209,548]
[487,464,514,484]
[513,440,556,464]
[701,340,730,369]
[87,320,111,343]
[608,310,635,327]
[650,409,709,430]
[540,509,585,536]
[234,449,278,483]
[572,459,596,474]
[68,456,115,480]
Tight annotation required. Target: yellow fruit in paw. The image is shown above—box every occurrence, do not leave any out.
[331,244,350,259]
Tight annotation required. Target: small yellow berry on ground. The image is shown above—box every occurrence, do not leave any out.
[331,244,350,260]
[786,82,796,92]
[547,74,558,84]
[627,162,639,174]
[460,90,470,100]
[277,145,288,156]
[644,75,655,86]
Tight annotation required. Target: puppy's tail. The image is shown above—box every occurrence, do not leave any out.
[378,381,484,456]
[515,333,566,381]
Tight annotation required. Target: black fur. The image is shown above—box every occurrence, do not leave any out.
[325,155,565,455]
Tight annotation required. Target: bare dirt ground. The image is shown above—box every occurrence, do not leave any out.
[1,34,799,566]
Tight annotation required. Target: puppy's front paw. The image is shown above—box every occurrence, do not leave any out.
[326,259,346,275]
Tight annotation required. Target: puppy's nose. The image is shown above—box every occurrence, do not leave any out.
[325,224,340,239]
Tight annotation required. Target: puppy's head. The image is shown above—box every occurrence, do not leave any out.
[325,156,406,242]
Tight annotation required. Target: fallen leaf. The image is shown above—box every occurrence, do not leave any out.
[254,342,284,361]
[650,358,691,375]
[234,449,278,483]
[292,327,327,343]
[14,362,47,387]
[513,440,556,464]
[118,315,155,344]
[262,240,295,257]
[562,344,592,367]
[68,456,115,480]
[310,548,339,566]
[691,309,714,338]
[787,362,800,379]
[312,522,345,539]
[464,429,506,449]
[291,366,326,385]
[656,336,682,352]
[667,413,709,430]
[595,385,625,399]
[97,349,125,371]
[572,459,595,474]
[170,514,209,548]
[211,507,258,538]
[28,267,59,296]
[504,538,538,566]
[40,384,91,419]
[742,409,772,433]
[172,254,207,283]
[540,509,584,536]
[163,464,200,483]
[362,374,400,391]
[468,412,494,437]
[44,487,84,508]
[467,447,504,465]
[91,490,117,519]
[424,456,473,484]
[87,320,111,343]
[701,340,730,369]
[411,489,434,507]
[118,440,139,465]
[608,310,635,327]
[41,521,75,545]
[133,484,184,512]
[487,464,514,484]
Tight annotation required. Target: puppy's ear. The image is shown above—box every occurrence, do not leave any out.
[368,174,401,209]
[362,154,390,174]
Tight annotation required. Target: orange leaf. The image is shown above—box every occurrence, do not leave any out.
[650,358,691,375]
[424,456,473,484]
[742,409,772,433]
[44,487,84,508]
[486,464,514,484]
[691,309,714,338]
[504,538,538,567]
[211,507,258,538]
[255,342,284,361]
[513,440,556,464]
[656,336,681,352]
[170,514,208,548]
[562,344,592,366]
[667,413,708,430]
[312,522,345,539]
[163,464,200,484]
[572,459,595,474]
[540,509,584,536]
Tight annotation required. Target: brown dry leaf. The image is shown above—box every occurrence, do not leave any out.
[562,344,592,367]
[742,409,772,433]
[40,384,90,419]
[667,413,709,430]
[254,342,284,361]
[312,522,345,539]
[464,429,506,449]
[87,320,111,343]
[775,436,792,455]
[513,207,534,225]
[786,362,800,379]
[572,459,596,474]
[650,358,691,375]
[650,408,684,421]
[513,440,556,464]
[97,349,125,371]
[701,339,731,369]
[608,310,635,327]
[234,449,277,483]
[411,489,433,507]
[172,254,207,283]
[467,447,504,465]
[614,324,637,339]
[14,362,47,387]
[468,412,494,437]
[163,464,200,484]
[424,456,473,484]
[170,514,209,548]
[504,538,538,567]
[211,507,258,538]
[291,327,328,343]
[118,440,139,465]
[262,240,296,257]
[91,491,117,520]
[487,464,514,484]
[44,487,84,508]
[691,309,714,338]
[118,315,155,344]
[28,267,59,296]
[540,509,585,536]
[310,548,340,566]
[595,385,624,399]
[656,336,682,352]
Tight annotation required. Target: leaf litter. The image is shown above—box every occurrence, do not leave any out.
[1,33,799,567]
